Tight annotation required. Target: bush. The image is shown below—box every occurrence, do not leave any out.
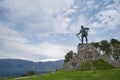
[27,70,35,76]
[64,51,74,63]
[92,59,114,70]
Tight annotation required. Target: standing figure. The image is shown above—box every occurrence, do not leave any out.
[76,25,89,44]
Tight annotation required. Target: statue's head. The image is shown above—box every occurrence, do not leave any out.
[81,25,84,28]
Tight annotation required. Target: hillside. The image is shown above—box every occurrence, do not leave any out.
[0,59,64,77]
[16,68,120,80]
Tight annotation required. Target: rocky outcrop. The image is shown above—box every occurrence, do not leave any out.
[61,44,117,70]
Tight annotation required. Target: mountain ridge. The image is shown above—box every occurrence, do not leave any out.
[0,59,64,78]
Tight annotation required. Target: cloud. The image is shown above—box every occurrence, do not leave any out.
[68,0,120,42]
[0,22,75,61]
[68,15,87,33]
[96,9,120,29]
[39,58,60,62]
[0,0,120,61]
[0,23,28,43]
[0,0,74,34]
[0,0,76,61]
[86,0,120,36]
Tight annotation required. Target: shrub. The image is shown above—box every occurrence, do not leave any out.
[92,59,114,70]
[27,70,35,76]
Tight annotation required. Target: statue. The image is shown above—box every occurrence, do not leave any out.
[76,25,89,44]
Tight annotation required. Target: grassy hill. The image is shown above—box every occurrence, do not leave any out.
[16,68,120,80]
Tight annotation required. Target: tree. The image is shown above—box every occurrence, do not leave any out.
[27,70,35,76]
[110,38,118,45]
[99,40,110,55]
[91,42,99,49]
[110,39,120,61]
[64,51,74,63]
[92,39,120,62]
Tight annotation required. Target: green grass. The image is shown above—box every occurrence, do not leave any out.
[80,59,114,70]
[16,68,120,80]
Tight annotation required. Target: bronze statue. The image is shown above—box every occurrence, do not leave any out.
[76,25,89,44]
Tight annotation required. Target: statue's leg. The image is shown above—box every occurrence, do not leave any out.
[85,36,88,43]
[81,36,83,44]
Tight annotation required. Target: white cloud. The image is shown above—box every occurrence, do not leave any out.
[63,9,76,16]
[89,30,97,35]
[96,9,120,29]
[0,23,28,43]
[39,58,60,62]
[86,0,99,10]
[88,0,120,35]
[61,38,66,41]
[0,0,120,61]
[0,0,74,35]
[0,0,76,61]
[106,0,120,11]
[78,0,99,11]
[0,23,75,61]
[69,15,87,33]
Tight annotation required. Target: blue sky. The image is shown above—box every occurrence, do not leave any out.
[0,0,120,62]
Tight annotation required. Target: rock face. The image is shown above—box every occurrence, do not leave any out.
[77,44,101,62]
[62,44,108,70]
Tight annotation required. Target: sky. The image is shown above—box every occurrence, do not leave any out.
[0,0,120,62]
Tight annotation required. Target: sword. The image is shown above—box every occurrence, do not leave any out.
[76,34,81,41]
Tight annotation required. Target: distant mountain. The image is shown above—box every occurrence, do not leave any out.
[0,59,64,78]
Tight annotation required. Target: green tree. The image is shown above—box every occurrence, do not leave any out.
[110,38,118,45]
[99,40,110,55]
[27,70,35,76]
[92,39,120,62]
[110,39,120,61]
[64,51,73,63]
[91,42,99,48]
